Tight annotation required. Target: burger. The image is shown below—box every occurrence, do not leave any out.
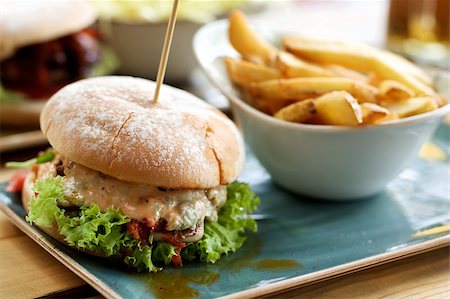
[0,0,117,126]
[15,76,259,271]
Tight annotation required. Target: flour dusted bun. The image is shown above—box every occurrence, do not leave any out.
[0,0,97,59]
[40,76,244,188]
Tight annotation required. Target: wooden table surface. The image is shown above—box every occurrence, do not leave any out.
[0,143,449,299]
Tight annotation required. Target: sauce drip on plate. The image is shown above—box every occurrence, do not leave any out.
[140,234,301,298]
[142,270,220,299]
[252,259,300,271]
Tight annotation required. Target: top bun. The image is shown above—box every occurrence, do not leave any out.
[40,76,245,189]
[0,0,97,60]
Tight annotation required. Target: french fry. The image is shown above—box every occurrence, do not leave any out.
[283,35,374,70]
[436,94,449,107]
[367,72,383,86]
[249,77,378,103]
[378,80,415,102]
[276,51,336,78]
[382,97,438,118]
[256,98,297,115]
[274,99,316,123]
[224,57,280,86]
[313,91,363,126]
[381,111,400,122]
[381,51,432,86]
[282,35,435,96]
[324,65,369,82]
[228,10,278,66]
[361,103,390,124]
[371,57,435,97]
[276,51,369,81]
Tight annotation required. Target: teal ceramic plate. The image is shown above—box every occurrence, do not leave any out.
[0,122,449,299]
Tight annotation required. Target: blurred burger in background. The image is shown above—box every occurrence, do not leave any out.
[0,0,117,128]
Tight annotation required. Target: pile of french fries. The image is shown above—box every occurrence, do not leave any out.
[225,10,448,126]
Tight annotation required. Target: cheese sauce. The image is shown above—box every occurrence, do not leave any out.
[36,158,227,240]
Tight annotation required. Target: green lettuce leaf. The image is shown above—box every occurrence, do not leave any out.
[36,151,55,164]
[26,177,259,272]
[0,83,27,103]
[152,242,177,265]
[182,181,260,263]
[6,150,55,169]
[26,176,159,272]
[58,204,130,256]
[26,176,66,227]
[123,243,158,272]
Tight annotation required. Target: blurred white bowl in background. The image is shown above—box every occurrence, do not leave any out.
[105,20,201,82]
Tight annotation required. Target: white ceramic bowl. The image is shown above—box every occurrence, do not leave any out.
[105,20,201,82]
[193,19,450,200]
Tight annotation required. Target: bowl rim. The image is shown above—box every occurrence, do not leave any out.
[193,19,450,133]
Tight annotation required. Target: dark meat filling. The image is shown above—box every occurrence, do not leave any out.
[1,28,101,99]
[126,218,201,245]
[55,160,65,177]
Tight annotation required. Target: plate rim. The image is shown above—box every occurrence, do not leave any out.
[221,236,449,299]
[1,191,449,299]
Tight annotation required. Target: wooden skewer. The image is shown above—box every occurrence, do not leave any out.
[153,0,180,105]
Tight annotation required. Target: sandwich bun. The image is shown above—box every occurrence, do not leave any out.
[40,76,245,189]
[0,0,97,60]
